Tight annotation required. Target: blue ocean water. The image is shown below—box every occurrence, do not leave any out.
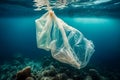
[0,0,120,80]
[0,16,120,66]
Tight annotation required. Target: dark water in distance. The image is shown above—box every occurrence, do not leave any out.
[0,0,120,70]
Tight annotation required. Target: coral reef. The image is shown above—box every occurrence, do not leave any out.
[11,64,109,80]
[0,54,119,80]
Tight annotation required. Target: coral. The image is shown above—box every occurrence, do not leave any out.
[84,75,92,80]
[88,69,108,80]
[41,65,57,77]
[40,77,53,80]
[25,77,34,80]
[56,73,68,80]
[0,54,43,80]
[0,54,118,80]
[16,66,31,80]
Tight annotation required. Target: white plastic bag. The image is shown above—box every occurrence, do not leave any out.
[35,10,95,69]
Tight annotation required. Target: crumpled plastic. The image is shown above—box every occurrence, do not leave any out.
[35,10,95,69]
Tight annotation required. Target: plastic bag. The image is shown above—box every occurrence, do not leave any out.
[35,10,95,69]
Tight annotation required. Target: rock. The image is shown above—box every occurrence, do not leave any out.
[34,72,42,80]
[100,76,109,80]
[12,74,16,80]
[56,73,68,80]
[42,70,52,76]
[49,65,56,72]
[13,60,21,66]
[73,74,81,80]
[25,77,34,80]
[89,69,101,80]
[67,78,73,80]
[52,76,59,80]
[89,69,108,80]
[40,77,53,80]
[42,70,56,77]
[84,75,92,80]
[13,53,24,63]
[16,66,31,80]
[42,65,57,77]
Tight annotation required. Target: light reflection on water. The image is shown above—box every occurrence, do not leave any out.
[33,0,113,10]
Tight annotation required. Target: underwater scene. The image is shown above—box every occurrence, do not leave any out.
[0,0,120,80]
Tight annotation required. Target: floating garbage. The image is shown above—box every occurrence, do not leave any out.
[35,0,95,69]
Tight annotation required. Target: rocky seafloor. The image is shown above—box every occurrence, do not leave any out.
[0,54,120,80]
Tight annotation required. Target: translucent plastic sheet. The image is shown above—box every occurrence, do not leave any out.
[35,10,95,69]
